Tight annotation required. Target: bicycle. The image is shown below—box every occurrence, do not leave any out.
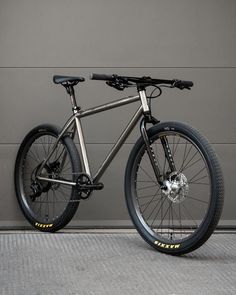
[14,73,224,255]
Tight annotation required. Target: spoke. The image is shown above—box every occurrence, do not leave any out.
[156,200,173,229]
[187,196,208,204]
[47,136,51,155]
[141,188,161,214]
[139,196,162,207]
[35,193,47,217]
[45,191,49,220]
[59,184,73,190]
[189,166,206,183]
[57,188,70,202]
[181,140,188,171]
[52,189,56,217]
[21,177,32,181]
[171,202,174,233]
[168,204,185,239]
[179,143,193,172]
[150,196,167,228]
[61,165,73,173]
[181,203,198,228]
[139,165,159,185]
[138,187,161,199]
[138,193,161,199]
[179,203,182,237]
[181,157,202,172]
[43,135,47,157]
[135,180,156,183]
[61,158,71,170]
[27,151,40,164]
[39,136,48,158]
[54,143,60,162]
[189,174,208,184]
[179,150,199,173]
[33,143,42,163]
[144,194,164,220]
[137,184,159,191]
[47,136,54,157]
[190,182,209,186]
[172,137,181,158]
[168,202,172,238]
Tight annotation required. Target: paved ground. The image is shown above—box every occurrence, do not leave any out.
[0,231,236,295]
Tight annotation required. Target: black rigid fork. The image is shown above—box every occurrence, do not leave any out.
[140,116,176,187]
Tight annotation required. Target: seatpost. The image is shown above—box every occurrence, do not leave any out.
[64,84,80,114]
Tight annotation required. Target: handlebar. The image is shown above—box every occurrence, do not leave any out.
[90,73,193,91]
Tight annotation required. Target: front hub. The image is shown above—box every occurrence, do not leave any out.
[162,172,189,203]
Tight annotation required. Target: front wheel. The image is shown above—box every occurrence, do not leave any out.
[125,121,224,255]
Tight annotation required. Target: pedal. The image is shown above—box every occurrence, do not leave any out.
[81,183,104,190]
[91,183,104,190]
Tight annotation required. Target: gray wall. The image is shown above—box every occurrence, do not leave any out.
[0,0,235,228]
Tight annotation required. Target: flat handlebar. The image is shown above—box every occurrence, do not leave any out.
[90,73,193,90]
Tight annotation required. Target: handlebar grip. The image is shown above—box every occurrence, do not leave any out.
[90,73,115,81]
[174,80,194,89]
[182,80,194,88]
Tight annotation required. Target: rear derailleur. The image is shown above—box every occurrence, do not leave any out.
[29,161,61,201]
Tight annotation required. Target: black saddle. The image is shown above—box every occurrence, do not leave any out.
[53,75,85,86]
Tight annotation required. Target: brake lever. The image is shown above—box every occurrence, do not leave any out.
[106,81,125,91]
[106,77,132,91]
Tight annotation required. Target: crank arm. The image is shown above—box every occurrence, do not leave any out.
[77,183,104,191]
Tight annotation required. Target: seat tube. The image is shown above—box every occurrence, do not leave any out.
[66,85,91,176]
[75,116,91,176]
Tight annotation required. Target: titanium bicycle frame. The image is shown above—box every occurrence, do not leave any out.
[37,89,157,187]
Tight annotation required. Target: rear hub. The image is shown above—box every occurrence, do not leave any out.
[30,162,61,200]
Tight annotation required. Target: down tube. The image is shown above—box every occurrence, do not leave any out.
[94,106,143,183]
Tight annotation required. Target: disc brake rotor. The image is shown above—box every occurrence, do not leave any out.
[162,172,189,203]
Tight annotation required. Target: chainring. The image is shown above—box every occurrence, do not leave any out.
[76,173,93,199]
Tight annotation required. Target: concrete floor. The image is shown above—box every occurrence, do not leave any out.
[0,231,236,295]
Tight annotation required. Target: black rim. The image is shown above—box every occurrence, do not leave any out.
[131,131,212,243]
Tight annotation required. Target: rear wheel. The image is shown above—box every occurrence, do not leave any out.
[125,121,224,255]
[14,124,81,232]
